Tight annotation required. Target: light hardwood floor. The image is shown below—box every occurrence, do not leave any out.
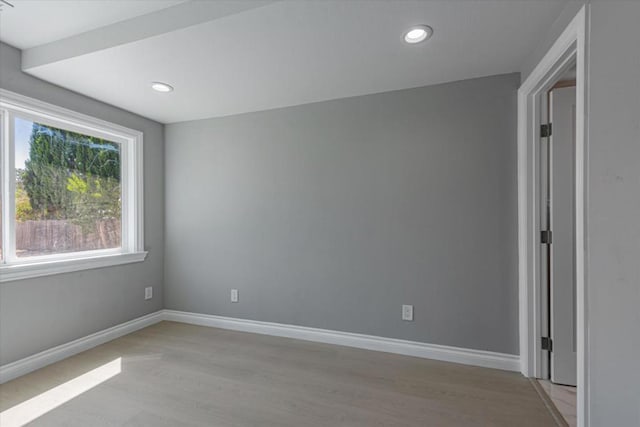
[0,321,559,426]
[537,380,577,427]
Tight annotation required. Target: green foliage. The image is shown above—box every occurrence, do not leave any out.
[15,185,34,222]
[21,162,74,219]
[66,173,88,194]
[66,173,121,232]
[21,122,121,227]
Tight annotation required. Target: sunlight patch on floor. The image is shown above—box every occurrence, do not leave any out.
[0,358,121,427]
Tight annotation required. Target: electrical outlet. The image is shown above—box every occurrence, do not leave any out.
[402,304,413,321]
[231,289,239,303]
[144,287,153,300]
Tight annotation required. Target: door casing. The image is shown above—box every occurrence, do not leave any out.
[517,5,589,427]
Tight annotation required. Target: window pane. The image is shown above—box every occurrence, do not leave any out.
[15,117,121,257]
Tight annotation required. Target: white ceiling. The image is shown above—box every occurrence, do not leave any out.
[0,0,567,124]
[0,0,184,49]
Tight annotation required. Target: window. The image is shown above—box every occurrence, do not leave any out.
[0,90,146,282]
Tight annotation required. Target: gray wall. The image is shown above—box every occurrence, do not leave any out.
[165,73,520,355]
[0,42,165,365]
[586,2,640,425]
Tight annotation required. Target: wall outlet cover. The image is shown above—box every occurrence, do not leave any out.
[402,304,414,321]
[231,289,239,303]
[144,287,153,300]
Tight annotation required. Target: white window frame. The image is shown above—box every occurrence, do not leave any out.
[0,89,146,282]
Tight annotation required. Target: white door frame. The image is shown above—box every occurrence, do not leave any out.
[518,5,589,427]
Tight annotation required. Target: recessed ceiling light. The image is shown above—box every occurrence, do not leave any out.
[151,82,174,93]
[403,25,433,44]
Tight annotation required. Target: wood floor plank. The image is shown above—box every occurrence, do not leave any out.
[0,321,558,426]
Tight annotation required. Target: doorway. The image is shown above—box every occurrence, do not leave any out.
[538,66,578,426]
[517,5,588,427]
[544,71,577,387]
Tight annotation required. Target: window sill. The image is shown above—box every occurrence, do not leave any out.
[0,251,148,283]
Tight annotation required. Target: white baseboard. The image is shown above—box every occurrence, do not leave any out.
[164,310,520,372]
[0,310,163,384]
[1,309,520,384]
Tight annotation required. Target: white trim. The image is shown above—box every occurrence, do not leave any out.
[0,309,520,386]
[0,89,145,281]
[0,90,143,142]
[0,110,9,260]
[132,131,144,252]
[0,310,163,384]
[164,310,521,372]
[517,5,588,427]
[0,251,147,283]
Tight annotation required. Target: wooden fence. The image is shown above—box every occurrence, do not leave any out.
[15,219,121,256]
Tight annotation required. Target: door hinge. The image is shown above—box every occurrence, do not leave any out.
[541,230,552,244]
[540,123,552,138]
[541,337,553,352]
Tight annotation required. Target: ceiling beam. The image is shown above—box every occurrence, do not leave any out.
[22,0,275,70]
